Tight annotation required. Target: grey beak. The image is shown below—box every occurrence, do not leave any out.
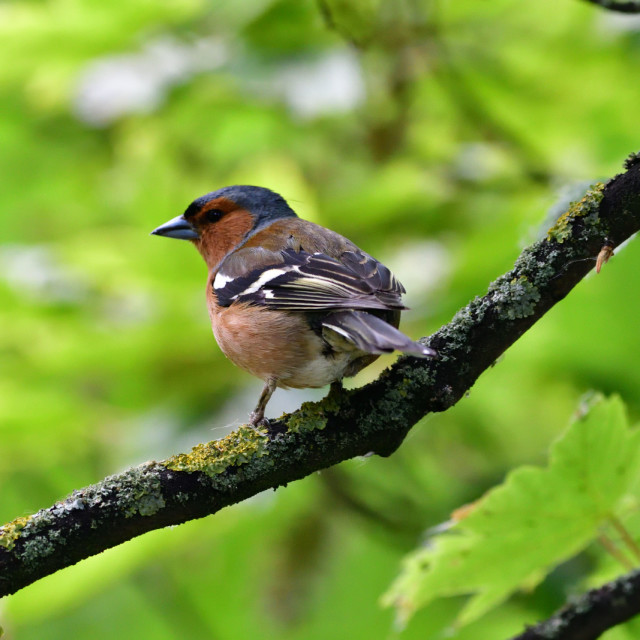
[151,215,200,240]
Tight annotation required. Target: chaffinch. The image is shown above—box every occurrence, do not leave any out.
[152,186,436,426]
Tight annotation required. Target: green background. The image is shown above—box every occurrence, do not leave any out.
[2,0,640,637]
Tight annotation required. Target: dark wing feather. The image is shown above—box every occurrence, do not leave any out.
[322,311,437,357]
[214,248,407,311]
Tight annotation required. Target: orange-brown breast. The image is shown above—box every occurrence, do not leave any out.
[206,293,328,388]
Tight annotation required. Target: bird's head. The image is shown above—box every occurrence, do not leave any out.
[151,185,297,270]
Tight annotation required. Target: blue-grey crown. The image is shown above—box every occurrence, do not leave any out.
[187,185,298,230]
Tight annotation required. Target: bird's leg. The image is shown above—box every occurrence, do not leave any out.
[249,378,277,427]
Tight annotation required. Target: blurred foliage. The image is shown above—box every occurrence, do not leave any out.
[2,0,640,638]
[385,394,640,627]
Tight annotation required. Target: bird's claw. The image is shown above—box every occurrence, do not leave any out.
[248,412,270,431]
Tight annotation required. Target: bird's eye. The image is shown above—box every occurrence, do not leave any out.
[205,209,224,223]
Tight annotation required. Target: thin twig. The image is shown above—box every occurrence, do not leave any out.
[510,569,640,640]
[583,0,640,13]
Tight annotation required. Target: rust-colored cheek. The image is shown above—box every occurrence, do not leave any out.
[196,209,254,270]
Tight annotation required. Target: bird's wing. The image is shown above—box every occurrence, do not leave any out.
[214,248,407,311]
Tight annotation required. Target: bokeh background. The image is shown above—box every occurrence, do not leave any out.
[2,0,640,638]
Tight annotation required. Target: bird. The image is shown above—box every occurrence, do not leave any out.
[151,186,437,426]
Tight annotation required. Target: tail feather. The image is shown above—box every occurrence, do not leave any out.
[322,311,437,358]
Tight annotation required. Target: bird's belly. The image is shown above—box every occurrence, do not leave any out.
[211,303,358,388]
[281,352,354,389]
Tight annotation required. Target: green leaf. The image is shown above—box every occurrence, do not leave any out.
[382,394,640,627]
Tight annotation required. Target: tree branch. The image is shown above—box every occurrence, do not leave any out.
[582,0,640,13]
[511,568,640,640]
[2,155,640,634]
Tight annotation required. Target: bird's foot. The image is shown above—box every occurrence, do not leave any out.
[248,411,270,431]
